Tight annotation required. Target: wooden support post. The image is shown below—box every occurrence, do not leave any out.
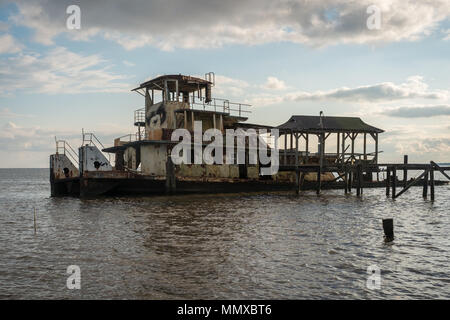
[375,133,379,181]
[283,133,287,166]
[319,133,324,169]
[395,169,429,199]
[337,133,340,162]
[295,170,300,195]
[392,168,397,199]
[316,166,321,195]
[359,164,364,195]
[191,111,195,131]
[348,167,352,192]
[363,133,367,160]
[382,219,394,242]
[344,167,348,194]
[213,113,216,129]
[305,134,309,163]
[295,134,299,167]
[184,110,188,129]
[290,132,293,165]
[341,133,345,164]
[356,164,361,197]
[403,155,408,188]
[386,168,390,196]
[351,133,356,162]
[423,168,428,198]
[430,165,435,201]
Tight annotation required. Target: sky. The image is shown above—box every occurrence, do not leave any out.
[0,0,449,167]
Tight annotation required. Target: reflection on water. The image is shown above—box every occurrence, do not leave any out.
[0,169,449,299]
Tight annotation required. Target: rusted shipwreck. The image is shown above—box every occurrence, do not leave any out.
[50,73,388,198]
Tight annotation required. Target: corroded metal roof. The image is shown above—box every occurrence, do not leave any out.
[132,74,212,92]
[277,115,384,133]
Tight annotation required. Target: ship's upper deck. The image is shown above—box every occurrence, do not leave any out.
[132,74,212,94]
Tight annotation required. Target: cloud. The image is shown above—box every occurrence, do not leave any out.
[384,105,450,118]
[290,76,447,102]
[0,46,130,95]
[395,137,450,154]
[0,121,131,154]
[444,29,450,41]
[0,21,9,32]
[0,107,34,118]
[249,76,449,106]
[263,77,287,90]
[211,75,250,98]
[0,34,22,54]
[7,0,450,50]
[123,60,135,67]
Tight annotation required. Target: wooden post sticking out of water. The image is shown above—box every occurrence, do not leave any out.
[423,168,428,198]
[430,163,435,201]
[344,167,348,194]
[382,218,394,242]
[359,164,363,196]
[33,207,37,234]
[348,169,352,192]
[392,168,397,199]
[295,170,300,195]
[316,166,321,195]
[356,164,362,197]
[403,155,408,188]
[386,168,390,196]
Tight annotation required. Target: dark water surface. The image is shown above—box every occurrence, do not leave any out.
[0,168,449,299]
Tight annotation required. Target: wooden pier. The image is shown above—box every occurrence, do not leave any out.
[282,160,450,200]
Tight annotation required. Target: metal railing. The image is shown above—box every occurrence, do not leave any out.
[116,131,145,144]
[188,96,251,117]
[81,129,112,164]
[55,137,79,166]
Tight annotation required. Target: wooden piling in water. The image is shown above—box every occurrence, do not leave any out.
[430,164,435,201]
[316,167,321,195]
[386,168,390,196]
[382,218,394,242]
[348,169,352,192]
[356,164,362,197]
[359,164,364,195]
[403,155,408,188]
[344,167,348,194]
[423,168,428,198]
[392,168,397,199]
[295,170,300,195]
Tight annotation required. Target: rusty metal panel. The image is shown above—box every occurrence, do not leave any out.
[51,154,79,180]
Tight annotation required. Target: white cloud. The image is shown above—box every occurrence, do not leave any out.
[249,76,449,106]
[0,21,9,32]
[8,0,450,51]
[123,60,135,67]
[0,107,34,118]
[0,47,130,95]
[0,34,22,54]
[210,75,250,98]
[263,77,287,90]
[383,104,450,118]
[444,29,450,41]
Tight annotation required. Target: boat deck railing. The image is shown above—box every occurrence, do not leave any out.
[188,96,251,117]
[82,130,112,164]
[55,138,79,166]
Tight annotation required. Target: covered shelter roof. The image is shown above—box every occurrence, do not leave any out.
[131,74,212,93]
[277,115,384,134]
